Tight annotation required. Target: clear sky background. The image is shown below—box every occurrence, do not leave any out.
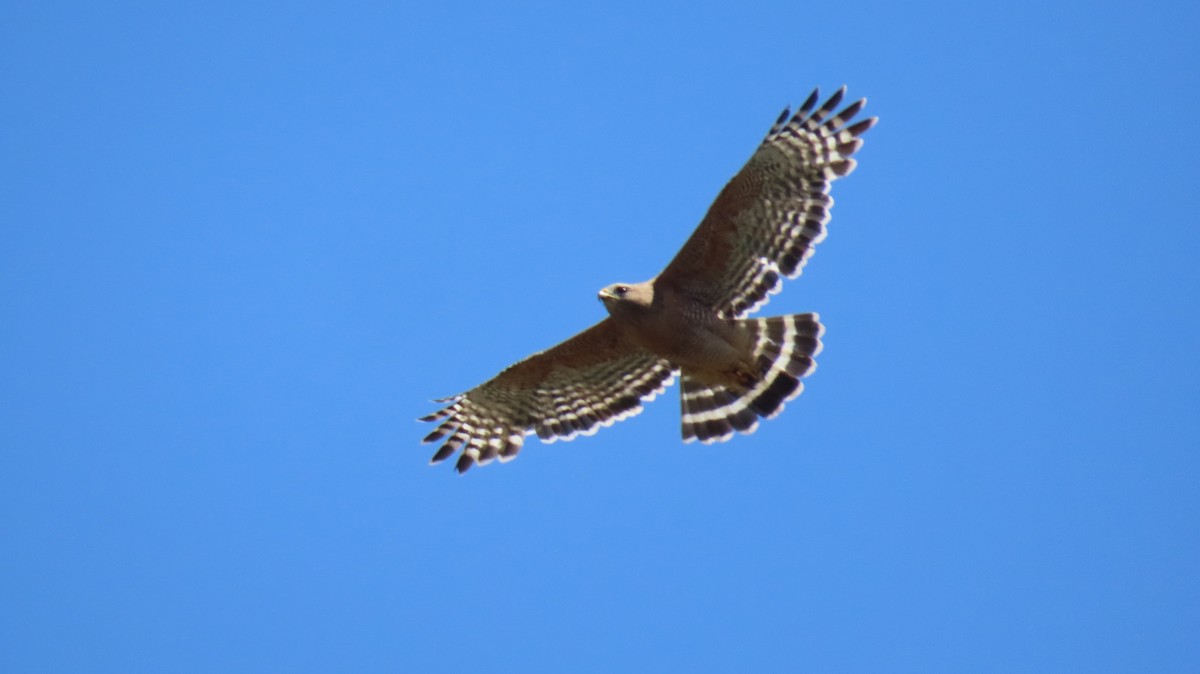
[2,1,1198,672]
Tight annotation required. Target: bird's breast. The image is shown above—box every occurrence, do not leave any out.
[614,306,744,372]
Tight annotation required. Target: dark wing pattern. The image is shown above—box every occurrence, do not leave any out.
[419,319,675,472]
[656,87,877,318]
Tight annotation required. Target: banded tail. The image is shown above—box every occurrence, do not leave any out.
[680,313,823,443]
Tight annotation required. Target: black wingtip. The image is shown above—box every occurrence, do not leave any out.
[454,454,474,474]
[798,88,820,114]
[844,117,878,138]
[430,443,457,464]
[421,427,447,444]
[820,87,845,114]
[835,98,865,124]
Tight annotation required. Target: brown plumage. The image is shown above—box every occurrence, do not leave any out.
[421,87,877,472]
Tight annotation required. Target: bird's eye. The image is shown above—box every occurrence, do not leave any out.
[616,286,629,295]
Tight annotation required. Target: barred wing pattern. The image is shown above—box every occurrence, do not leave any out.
[420,319,676,473]
[657,87,876,318]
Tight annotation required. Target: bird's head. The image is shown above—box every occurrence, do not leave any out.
[598,281,654,315]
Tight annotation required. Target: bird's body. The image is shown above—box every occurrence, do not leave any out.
[421,87,876,472]
[601,281,755,390]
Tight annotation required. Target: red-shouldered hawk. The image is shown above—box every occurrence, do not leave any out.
[421,87,876,472]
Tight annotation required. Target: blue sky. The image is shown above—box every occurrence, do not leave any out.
[2,1,1198,671]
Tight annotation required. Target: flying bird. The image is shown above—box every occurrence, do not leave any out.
[421,87,876,472]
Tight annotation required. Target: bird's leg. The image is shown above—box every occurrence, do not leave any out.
[727,365,760,392]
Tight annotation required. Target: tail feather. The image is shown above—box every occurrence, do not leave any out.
[680,313,823,444]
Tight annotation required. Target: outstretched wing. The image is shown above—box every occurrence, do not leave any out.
[656,87,877,318]
[419,319,675,473]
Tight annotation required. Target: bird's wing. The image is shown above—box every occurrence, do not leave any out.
[420,318,675,472]
[656,87,876,317]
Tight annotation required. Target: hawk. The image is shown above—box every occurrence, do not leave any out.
[421,87,876,472]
